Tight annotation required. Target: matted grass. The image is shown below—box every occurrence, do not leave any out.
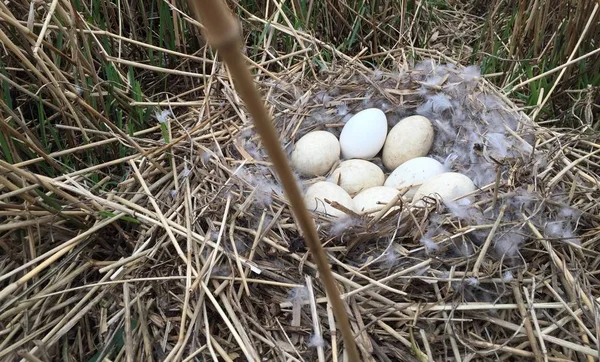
[0,0,599,361]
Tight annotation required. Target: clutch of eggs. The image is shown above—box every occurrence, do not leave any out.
[289,108,476,219]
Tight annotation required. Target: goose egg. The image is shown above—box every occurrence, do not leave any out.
[291,131,340,177]
[384,157,445,200]
[304,181,355,218]
[412,172,476,206]
[353,186,401,215]
[382,115,434,170]
[339,108,388,160]
[330,159,385,195]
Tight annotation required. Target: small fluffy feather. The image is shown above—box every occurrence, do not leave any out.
[155,109,172,123]
[423,75,445,88]
[466,277,480,286]
[454,240,474,257]
[308,334,325,348]
[461,65,481,82]
[444,198,475,220]
[180,166,191,178]
[372,69,384,80]
[417,94,453,116]
[329,216,360,236]
[288,286,309,302]
[336,103,349,116]
[443,153,459,170]
[420,237,439,252]
[544,221,580,245]
[494,231,525,257]
[486,132,511,159]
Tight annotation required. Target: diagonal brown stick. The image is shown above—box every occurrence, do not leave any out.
[187,0,361,360]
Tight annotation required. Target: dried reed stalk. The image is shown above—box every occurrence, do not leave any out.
[185,0,361,360]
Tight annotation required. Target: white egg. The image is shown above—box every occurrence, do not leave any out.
[330,160,385,195]
[339,108,388,160]
[304,181,355,218]
[382,115,434,170]
[353,186,401,215]
[412,172,476,206]
[291,131,340,177]
[384,157,446,200]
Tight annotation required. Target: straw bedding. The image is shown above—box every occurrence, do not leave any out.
[1,23,600,362]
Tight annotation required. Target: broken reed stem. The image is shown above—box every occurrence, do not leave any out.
[186,0,360,361]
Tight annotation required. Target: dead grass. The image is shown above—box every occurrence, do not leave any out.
[0,0,599,361]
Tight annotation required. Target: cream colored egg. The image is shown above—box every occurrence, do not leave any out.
[291,131,340,177]
[382,115,434,170]
[339,108,388,160]
[384,157,445,200]
[330,159,385,195]
[353,186,401,215]
[412,172,476,206]
[304,181,355,218]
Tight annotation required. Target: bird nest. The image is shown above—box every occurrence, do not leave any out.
[2,44,600,362]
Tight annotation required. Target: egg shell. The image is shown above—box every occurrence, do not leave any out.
[382,115,434,170]
[384,157,446,200]
[412,172,476,206]
[291,131,340,177]
[304,181,355,218]
[353,186,401,215]
[330,160,385,195]
[339,108,388,160]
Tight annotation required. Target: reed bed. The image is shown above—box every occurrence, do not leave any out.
[1,0,599,361]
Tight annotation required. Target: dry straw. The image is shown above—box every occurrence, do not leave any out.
[0,0,599,361]
[185,0,360,360]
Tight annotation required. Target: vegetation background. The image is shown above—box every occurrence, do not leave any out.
[1,0,598,175]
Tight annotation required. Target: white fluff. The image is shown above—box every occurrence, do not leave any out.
[314,91,331,104]
[443,153,459,170]
[465,277,480,286]
[336,103,349,116]
[454,240,474,257]
[417,94,453,117]
[420,237,439,251]
[308,334,325,348]
[288,286,309,303]
[544,221,580,245]
[372,69,384,80]
[558,207,581,220]
[486,132,511,159]
[180,166,191,178]
[461,65,481,82]
[329,216,360,236]
[444,198,475,220]
[423,75,445,88]
[494,231,525,257]
[430,94,453,113]
[235,166,282,207]
[155,109,172,123]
